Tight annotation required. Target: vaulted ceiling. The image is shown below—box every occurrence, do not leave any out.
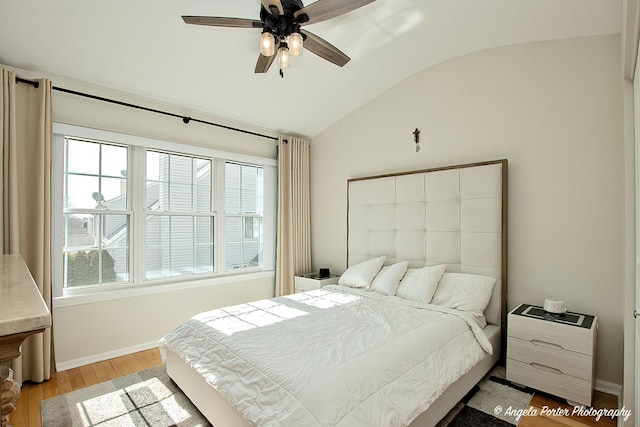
[0,0,622,138]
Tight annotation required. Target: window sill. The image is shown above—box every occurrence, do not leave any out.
[53,270,275,309]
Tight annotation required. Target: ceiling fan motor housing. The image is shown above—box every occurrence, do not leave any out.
[260,0,307,40]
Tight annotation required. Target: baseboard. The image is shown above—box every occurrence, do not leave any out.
[595,377,623,427]
[595,379,623,397]
[55,340,159,372]
[594,380,625,427]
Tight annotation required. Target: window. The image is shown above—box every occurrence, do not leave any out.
[225,162,264,271]
[63,138,130,288]
[145,151,214,279]
[52,124,276,297]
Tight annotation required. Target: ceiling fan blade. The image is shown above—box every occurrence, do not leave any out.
[255,53,276,73]
[182,16,262,29]
[300,30,350,67]
[260,0,284,16]
[295,0,375,26]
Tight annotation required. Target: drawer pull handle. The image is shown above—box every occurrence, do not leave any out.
[530,363,563,375]
[530,339,564,351]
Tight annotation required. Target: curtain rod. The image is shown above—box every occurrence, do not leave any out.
[15,76,277,141]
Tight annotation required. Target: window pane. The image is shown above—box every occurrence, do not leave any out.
[65,140,129,211]
[170,216,194,274]
[65,213,95,252]
[243,217,263,268]
[64,213,129,287]
[169,154,193,184]
[146,215,170,279]
[195,217,214,273]
[225,163,263,214]
[101,177,127,209]
[65,249,97,287]
[195,159,211,212]
[146,151,211,213]
[66,139,99,175]
[146,214,214,279]
[225,216,263,271]
[147,151,169,182]
[102,214,130,283]
[66,174,99,209]
[195,183,211,212]
[101,144,128,178]
[147,181,168,211]
[242,165,263,214]
[225,217,242,270]
[104,247,129,283]
[169,182,193,211]
[225,163,241,214]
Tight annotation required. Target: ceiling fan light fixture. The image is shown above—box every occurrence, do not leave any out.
[277,43,290,69]
[289,32,303,56]
[260,31,276,57]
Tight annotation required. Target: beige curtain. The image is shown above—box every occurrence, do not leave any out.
[1,69,54,384]
[275,135,311,296]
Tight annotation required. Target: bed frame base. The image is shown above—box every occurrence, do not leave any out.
[165,330,500,427]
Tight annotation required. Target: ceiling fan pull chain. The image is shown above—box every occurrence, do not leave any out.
[280,69,284,78]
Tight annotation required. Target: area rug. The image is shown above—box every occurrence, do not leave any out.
[41,366,211,426]
[438,367,534,426]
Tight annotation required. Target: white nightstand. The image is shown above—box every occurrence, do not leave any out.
[506,304,597,406]
[294,273,339,293]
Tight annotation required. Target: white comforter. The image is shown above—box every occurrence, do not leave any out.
[159,285,492,427]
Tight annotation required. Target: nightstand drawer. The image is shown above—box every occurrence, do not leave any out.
[509,313,594,355]
[507,336,592,380]
[507,358,592,406]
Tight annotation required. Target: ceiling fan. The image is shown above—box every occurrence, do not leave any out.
[182,0,376,77]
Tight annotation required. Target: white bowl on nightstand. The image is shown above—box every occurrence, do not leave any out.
[543,299,566,314]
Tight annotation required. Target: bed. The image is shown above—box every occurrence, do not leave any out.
[160,159,508,427]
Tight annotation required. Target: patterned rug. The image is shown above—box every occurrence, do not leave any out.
[438,367,534,426]
[40,366,211,426]
[41,365,531,426]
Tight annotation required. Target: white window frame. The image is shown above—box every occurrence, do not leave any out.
[52,123,276,301]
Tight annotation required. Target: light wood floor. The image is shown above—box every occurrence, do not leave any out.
[520,392,618,427]
[10,348,163,427]
[9,348,619,427]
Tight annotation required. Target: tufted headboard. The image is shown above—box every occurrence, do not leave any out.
[347,160,507,334]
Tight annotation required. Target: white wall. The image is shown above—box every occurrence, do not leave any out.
[54,275,274,369]
[3,63,278,368]
[310,35,624,385]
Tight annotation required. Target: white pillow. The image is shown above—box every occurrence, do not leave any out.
[338,256,386,288]
[431,273,496,320]
[395,264,446,303]
[370,261,409,296]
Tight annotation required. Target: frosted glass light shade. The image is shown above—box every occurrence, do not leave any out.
[278,45,290,69]
[289,32,303,56]
[260,32,275,57]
